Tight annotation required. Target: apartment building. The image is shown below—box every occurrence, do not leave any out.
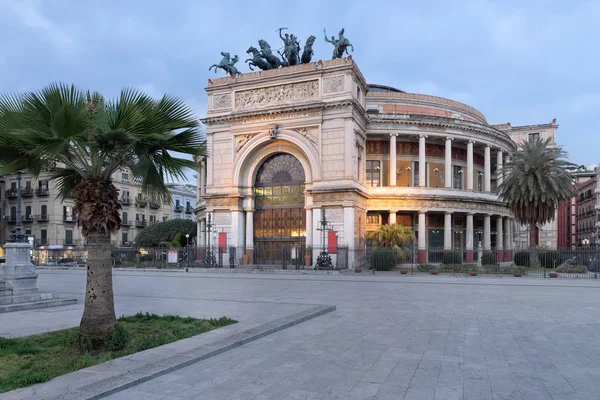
[1,170,197,258]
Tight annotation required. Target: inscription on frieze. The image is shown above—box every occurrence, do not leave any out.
[213,93,232,109]
[323,75,345,94]
[234,80,319,111]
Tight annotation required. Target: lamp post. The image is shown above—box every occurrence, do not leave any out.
[10,171,27,243]
[204,213,216,266]
[185,233,190,272]
[315,209,333,270]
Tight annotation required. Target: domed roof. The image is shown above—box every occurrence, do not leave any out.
[367,84,405,94]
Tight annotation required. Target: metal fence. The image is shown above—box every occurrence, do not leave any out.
[110,245,350,270]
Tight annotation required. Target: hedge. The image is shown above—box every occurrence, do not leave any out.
[481,252,497,265]
[442,251,462,265]
[135,219,197,247]
[370,249,396,271]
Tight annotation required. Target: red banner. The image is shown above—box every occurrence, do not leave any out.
[328,231,337,253]
[219,233,227,253]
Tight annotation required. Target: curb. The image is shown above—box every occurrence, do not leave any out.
[6,304,335,400]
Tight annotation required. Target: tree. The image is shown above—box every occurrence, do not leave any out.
[368,223,415,249]
[368,224,415,263]
[498,137,573,260]
[135,219,196,247]
[0,84,205,347]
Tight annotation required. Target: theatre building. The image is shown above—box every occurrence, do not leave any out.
[196,58,555,265]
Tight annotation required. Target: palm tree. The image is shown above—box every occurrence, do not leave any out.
[368,223,415,263]
[0,84,205,347]
[498,137,573,260]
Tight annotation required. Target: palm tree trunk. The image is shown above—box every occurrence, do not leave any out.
[79,231,116,347]
[529,222,540,268]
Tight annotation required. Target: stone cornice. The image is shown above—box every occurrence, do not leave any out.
[368,114,517,150]
[367,91,487,123]
[206,57,367,91]
[202,98,366,126]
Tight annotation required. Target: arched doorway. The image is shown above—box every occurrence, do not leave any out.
[253,153,306,260]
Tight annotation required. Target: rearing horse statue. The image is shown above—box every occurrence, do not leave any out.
[246,46,272,71]
[208,52,241,76]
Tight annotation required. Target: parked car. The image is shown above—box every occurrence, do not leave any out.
[57,258,77,266]
[44,260,58,266]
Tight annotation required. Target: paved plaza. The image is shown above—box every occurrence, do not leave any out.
[4,270,600,399]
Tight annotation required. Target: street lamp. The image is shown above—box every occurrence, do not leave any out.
[204,213,216,266]
[315,209,333,270]
[185,233,190,272]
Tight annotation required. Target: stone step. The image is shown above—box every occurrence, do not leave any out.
[0,288,14,297]
[0,292,43,306]
[0,298,78,313]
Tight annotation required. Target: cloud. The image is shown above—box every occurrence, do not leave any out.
[4,0,75,53]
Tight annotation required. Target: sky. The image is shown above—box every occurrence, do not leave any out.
[0,0,598,182]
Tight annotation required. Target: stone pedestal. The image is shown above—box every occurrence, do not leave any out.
[1,242,38,292]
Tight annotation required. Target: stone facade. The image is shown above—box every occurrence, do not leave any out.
[196,58,559,264]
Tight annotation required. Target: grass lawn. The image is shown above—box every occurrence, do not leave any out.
[0,313,236,393]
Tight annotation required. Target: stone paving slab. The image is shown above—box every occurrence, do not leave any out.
[0,304,335,400]
[6,270,600,399]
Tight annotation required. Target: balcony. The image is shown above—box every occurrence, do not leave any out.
[37,214,49,222]
[174,205,184,213]
[149,202,160,209]
[5,188,17,198]
[135,220,147,228]
[121,196,131,205]
[23,214,34,223]
[22,187,34,197]
[135,200,147,208]
[121,219,130,227]
[185,206,194,214]
[36,187,50,196]
[63,215,76,223]
[4,216,16,224]
[35,238,48,246]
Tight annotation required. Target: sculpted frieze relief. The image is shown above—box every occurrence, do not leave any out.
[212,93,232,109]
[235,133,257,153]
[234,80,319,111]
[291,127,318,148]
[323,75,345,94]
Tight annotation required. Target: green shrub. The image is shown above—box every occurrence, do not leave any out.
[439,264,468,273]
[484,263,501,274]
[555,264,588,273]
[417,263,436,272]
[103,323,131,352]
[514,251,530,267]
[481,252,497,265]
[505,264,526,275]
[370,249,396,271]
[539,251,563,269]
[442,251,462,265]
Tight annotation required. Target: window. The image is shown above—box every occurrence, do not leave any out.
[25,206,32,219]
[10,206,16,219]
[366,213,380,224]
[122,211,128,223]
[41,205,47,218]
[25,230,31,235]
[413,162,419,187]
[63,206,74,221]
[41,229,47,244]
[528,133,539,141]
[453,165,463,189]
[175,199,180,207]
[121,173,129,183]
[65,230,73,245]
[150,215,156,223]
[186,201,190,208]
[25,181,31,189]
[477,172,483,192]
[122,232,128,244]
[366,160,380,187]
[10,182,16,190]
[162,216,169,222]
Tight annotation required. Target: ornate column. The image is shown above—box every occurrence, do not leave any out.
[505,217,512,260]
[243,196,254,264]
[418,211,427,264]
[496,215,504,262]
[483,214,491,250]
[389,211,397,225]
[199,219,206,247]
[389,133,397,187]
[466,213,474,262]
[444,212,452,251]
[467,140,474,191]
[484,145,491,192]
[496,150,503,187]
[445,137,452,188]
[305,208,313,250]
[419,135,427,187]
